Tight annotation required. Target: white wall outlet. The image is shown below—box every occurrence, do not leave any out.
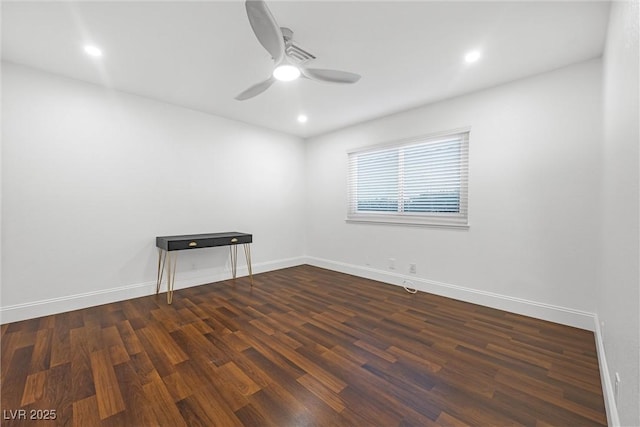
[409,263,416,274]
[388,258,396,270]
[614,372,621,402]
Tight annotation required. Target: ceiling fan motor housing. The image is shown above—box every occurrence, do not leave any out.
[280,27,316,64]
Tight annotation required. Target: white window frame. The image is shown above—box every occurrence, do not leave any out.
[347,128,470,228]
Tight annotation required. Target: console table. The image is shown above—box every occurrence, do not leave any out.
[155,232,253,304]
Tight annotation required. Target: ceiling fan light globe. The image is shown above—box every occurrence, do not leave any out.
[464,50,481,63]
[273,64,301,81]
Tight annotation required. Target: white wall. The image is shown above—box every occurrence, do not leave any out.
[599,1,640,426]
[1,62,306,322]
[305,59,603,329]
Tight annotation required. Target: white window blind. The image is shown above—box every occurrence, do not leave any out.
[347,130,469,227]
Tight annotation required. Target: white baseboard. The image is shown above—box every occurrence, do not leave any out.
[304,256,596,331]
[0,256,305,324]
[594,314,621,427]
[3,255,597,330]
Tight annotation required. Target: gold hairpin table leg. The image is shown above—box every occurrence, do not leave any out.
[156,248,176,303]
[156,248,167,295]
[230,245,238,279]
[166,251,177,304]
[243,243,253,287]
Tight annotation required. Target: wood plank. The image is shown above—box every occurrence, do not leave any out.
[69,327,97,402]
[113,359,159,426]
[217,361,261,397]
[73,395,102,427]
[2,345,34,409]
[89,349,126,419]
[102,325,130,366]
[297,373,345,413]
[41,362,74,425]
[143,376,188,427]
[50,313,72,367]
[162,372,193,402]
[115,320,144,355]
[138,323,189,365]
[20,370,47,406]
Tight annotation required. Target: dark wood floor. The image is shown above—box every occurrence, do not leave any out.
[1,265,606,426]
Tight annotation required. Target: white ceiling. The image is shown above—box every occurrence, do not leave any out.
[2,1,610,138]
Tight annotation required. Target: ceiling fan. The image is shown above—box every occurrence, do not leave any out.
[235,0,361,101]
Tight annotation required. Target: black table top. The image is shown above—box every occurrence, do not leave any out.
[156,232,252,251]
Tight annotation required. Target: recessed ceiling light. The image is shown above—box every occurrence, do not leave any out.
[464,50,481,64]
[297,114,308,123]
[273,64,300,82]
[84,45,103,57]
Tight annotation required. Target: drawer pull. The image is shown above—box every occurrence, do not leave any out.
[230,238,238,243]
[188,241,198,247]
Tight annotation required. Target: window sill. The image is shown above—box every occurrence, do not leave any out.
[345,214,469,229]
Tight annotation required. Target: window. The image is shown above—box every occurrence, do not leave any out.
[347,129,469,227]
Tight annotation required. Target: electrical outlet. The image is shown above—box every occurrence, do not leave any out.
[388,258,396,270]
[615,372,621,402]
[409,263,416,274]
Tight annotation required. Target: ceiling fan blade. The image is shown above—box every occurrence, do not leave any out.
[301,68,361,84]
[245,0,285,64]
[235,76,276,100]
